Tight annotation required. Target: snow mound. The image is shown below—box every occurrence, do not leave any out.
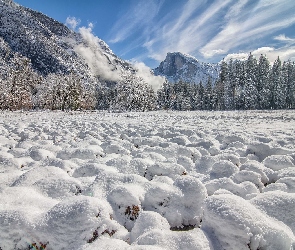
[231,170,264,191]
[143,176,206,228]
[39,196,128,249]
[11,166,71,186]
[206,178,259,199]
[134,228,211,250]
[1,110,295,249]
[251,191,295,233]
[263,155,294,171]
[108,184,145,230]
[130,211,170,243]
[210,160,239,179]
[240,160,271,185]
[246,143,293,162]
[202,194,295,250]
[145,162,186,181]
[276,177,295,193]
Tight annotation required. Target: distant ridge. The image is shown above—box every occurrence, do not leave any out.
[154,52,219,84]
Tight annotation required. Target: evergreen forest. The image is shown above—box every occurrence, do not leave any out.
[0,53,294,111]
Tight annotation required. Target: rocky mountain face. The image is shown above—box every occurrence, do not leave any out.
[0,0,133,84]
[154,52,220,84]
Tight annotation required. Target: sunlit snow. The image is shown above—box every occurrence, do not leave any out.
[0,110,294,249]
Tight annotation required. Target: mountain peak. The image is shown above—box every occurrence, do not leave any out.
[154,52,219,84]
[166,52,198,62]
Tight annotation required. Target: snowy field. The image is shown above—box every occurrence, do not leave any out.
[0,110,295,250]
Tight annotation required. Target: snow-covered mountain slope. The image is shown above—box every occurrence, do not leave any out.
[0,0,134,83]
[154,52,220,84]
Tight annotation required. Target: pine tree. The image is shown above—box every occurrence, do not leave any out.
[190,83,199,110]
[157,80,170,110]
[234,60,246,110]
[96,85,115,110]
[244,53,258,109]
[204,77,213,110]
[257,54,270,109]
[197,81,205,110]
[173,81,192,111]
[224,59,236,110]
[214,60,227,110]
[270,57,282,109]
[282,60,295,109]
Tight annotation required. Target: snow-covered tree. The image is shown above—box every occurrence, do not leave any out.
[96,85,116,110]
[270,57,282,109]
[157,80,173,110]
[204,77,214,110]
[173,81,193,110]
[214,60,227,110]
[224,59,236,110]
[197,81,205,110]
[257,54,270,109]
[111,74,156,112]
[234,60,246,110]
[244,53,258,109]
[282,60,295,109]
[2,53,41,110]
[35,72,95,110]
[190,83,199,110]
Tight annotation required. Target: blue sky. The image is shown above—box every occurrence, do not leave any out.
[15,0,295,68]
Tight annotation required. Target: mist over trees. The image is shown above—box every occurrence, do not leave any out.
[0,52,294,111]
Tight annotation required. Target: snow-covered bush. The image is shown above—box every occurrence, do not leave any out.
[263,154,294,171]
[251,191,295,232]
[143,176,206,228]
[108,185,145,231]
[210,160,239,179]
[1,110,295,249]
[39,196,128,249]
[202,194,295,250]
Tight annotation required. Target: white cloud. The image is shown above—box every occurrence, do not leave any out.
[223,52,248,62]
[142,0,232,61]
[133,62,165,91]
[109,0,295,64]
[225,0,248,20]
[116,0,233,61]
[109,0,162,44]
[65,16,80,30]
[224,46,295,63]
[200,0,295,58]
[274,34,295,44]
[74,24,122,81]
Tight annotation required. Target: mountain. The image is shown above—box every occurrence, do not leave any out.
[0,0,134,84]
[154,52,220,84]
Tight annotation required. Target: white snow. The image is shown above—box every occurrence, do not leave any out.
[0,110,294,249]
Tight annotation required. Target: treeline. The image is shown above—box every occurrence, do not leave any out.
[157,54,295,110]
[0,52,156,111]
[0,52,95,110]
[0,52,294,111]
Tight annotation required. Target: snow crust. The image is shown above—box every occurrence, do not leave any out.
[0,110,294,249]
